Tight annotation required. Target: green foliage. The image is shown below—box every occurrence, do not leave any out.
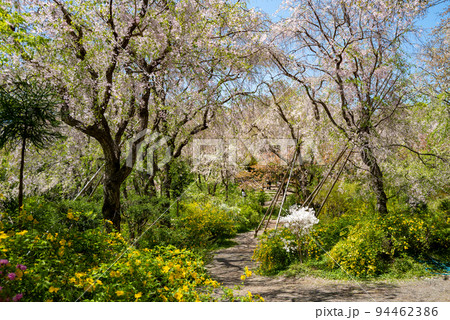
[328,219,388,277]
[0,78,63,150]
[257,190,267,206]
[0,1,48,63]
[317,181,371,217]
[381,255,430,279]
[70,246,222,302]
[169,159,193,199]
[0,203,260,302]
[255,198,449,279]
[252,228,298,275]
[122,195,170,241]
[178,202,236,247]
[234,205,260,232]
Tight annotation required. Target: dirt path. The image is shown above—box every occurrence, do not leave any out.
[206,230,450,302]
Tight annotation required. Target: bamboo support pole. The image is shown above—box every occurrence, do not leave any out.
[74,165,104,201]
[316,148,353,217]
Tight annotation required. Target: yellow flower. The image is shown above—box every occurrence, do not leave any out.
[174,291,183,301]
[16,269,23,279]
[67,212,74,220]
[135,259,141,266]
[59,239,66,246]
[17,230,28,236]
[96,280,103,285]
[69,277,76,284]
[247,291,252,299]
[27,215,33,221]
[116,290,124,296]
[49,286,60,293]
[240,275,246,281]
[162,265,170,273]
[244,267,252,278]
[135,292,143,300]
[0,232,9,240]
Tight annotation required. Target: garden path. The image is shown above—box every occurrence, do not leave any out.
[206,227,450,302]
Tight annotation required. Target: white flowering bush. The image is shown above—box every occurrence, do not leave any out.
[278,205,319,262]
[280,205,319,237]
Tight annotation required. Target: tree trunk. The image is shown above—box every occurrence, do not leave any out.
[18,137,26,212]
[360,142,388,215]
[103,167,122,231]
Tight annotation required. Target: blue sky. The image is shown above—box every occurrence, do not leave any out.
[247,0,448,31]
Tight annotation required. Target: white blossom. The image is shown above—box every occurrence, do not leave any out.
[280,205,319,236]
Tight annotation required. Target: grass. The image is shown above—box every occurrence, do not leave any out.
[280,255,435,281]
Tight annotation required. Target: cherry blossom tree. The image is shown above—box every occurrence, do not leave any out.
[3,0,264,230]
[270,0,428,215]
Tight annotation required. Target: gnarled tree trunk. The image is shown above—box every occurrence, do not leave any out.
[360,140,388,215]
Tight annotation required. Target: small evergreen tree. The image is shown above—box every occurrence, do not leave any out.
[0,78,63,211]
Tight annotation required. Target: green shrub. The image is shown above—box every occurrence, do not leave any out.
[381,209,429,256]
[178,202,236,247]
[1,204,253,302]
[71,245,221,302]
[383,255,430,279]
[252,228,298,275]
[257,190,267,206]
[0,214,127,301]
[427,201,450,252]
[329,219,389,277]
[235,205,260,232]
[122,195,170,241]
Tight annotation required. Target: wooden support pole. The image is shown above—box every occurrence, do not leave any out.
[303,145,348,208]
[275,151,298,230]
[316,148,353,217]
[74,165,104,201]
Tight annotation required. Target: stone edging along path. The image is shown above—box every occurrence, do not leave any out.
[206,230,450,302]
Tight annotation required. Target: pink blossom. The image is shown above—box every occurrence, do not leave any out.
[0,259,9,265]
[13,293,23,302]
[16,264,27,271]
[7,272,16,280]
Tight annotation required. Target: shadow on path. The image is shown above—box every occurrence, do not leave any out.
[206,230,450,302]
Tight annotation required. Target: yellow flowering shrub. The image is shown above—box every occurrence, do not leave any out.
[73,245,223,302]
[252,228,298,275]
[179,202,236,246]
[329,220,388,277]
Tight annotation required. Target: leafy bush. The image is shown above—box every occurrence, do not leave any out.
[252,228,298,275]
[69,245,221,302]
[0,204,258,302]
[234,205,260,232]
[328,219,388,277]
[122,195,170,241]
[257,190,267,206]
[0,213,126,301]
[178,202,236,247]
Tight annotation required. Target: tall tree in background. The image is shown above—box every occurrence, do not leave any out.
[0,79,62,211]
[270,0,427,215]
